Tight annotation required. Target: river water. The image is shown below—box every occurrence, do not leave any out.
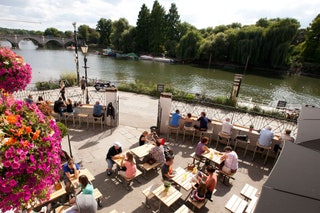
[3,41,320,108]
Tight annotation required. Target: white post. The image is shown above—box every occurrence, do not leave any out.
[159,93,172,135]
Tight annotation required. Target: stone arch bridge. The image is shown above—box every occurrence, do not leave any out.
[0,34,75,48]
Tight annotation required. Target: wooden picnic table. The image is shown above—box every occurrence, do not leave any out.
[151,183,182,212]
[202,148,225,165]
[171,167,195,191]
[130,143,154,159]
[240,183,258,201]
[70,168,95,187]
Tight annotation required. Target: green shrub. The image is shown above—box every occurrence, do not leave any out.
[56,122,68,138]
[36,81,59,90]
[60,72,77,87]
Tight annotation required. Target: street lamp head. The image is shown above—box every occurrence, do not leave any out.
[72,22,76,27]
[81,44,88,54]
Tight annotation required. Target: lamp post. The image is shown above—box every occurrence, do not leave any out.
[81,44,89,104]
[72,22,80,85]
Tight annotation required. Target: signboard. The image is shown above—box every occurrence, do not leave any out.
[276,100,287,108]
[157,84,164,93]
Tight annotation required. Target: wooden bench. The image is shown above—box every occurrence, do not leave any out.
[174,204,192,213]
[187,188,216,211]
[141,184,161,209]
[119,169,142,190]
[54,188,103,212]
[218,170,235,185]
[240,184,258,201]
[225,194,248,213]
[138,162,161,179]
[190,152,206,167]
[245,195,258,213]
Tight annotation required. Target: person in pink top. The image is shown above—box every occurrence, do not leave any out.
[119,152,137,179]
[196,165,217,200]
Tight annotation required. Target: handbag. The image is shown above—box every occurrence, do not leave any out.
[236,135,248,141]
[147,154,156,165]
[187,163,195,171]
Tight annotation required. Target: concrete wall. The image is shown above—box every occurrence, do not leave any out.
[296,105,320,144]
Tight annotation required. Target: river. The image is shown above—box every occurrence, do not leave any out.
[2,40,320,108]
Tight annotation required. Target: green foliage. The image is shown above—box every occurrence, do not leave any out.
[35,81,59,90]
[302,13,320,63]
[176,30,203,60]
[56,122,68,138]
[78,25,90,42]
[135,4,150,53]
[44,27,64,37]
[60,72,77,87]
[111,18,130,50]
[96,18,112,47]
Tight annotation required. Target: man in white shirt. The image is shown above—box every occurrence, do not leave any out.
[221,146,238,175]
[258,126,274,147]
[221,118,233,135]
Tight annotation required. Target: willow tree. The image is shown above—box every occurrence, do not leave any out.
[176,30,203,60]
[149,0,166,55]
[200,32,229,62]
[110,18,130,51]
[135,4,150,53]
[260,18,300,68]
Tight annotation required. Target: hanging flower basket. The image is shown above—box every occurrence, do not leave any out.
[0,47,32,93]
[0,91,62,211]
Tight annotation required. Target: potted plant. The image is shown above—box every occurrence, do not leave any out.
[249,124,254,132]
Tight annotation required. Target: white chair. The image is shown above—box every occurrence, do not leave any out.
[93,116,104,130]
[252,142,272,165]
[183,126,196,143]
[216,132,231,149]
[63,112,75,127]
[167,125,179,142]
[77,113,89,129]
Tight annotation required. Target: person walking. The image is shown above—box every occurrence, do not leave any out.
[60,80,66,101]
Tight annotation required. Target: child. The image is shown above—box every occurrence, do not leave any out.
[190,181,207,202]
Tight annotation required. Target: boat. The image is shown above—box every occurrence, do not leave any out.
[116,53,138,60]
[139,55,154,60]
[153,57,174,63]
[102,48,116,57]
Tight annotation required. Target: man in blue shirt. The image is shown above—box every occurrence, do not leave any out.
[93,101,105,121]
[170,109,181,127]
[258,126,274,147]
[63,159,80,194]
[196,112,211,131]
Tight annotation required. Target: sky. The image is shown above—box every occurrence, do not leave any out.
[0,0,319,32]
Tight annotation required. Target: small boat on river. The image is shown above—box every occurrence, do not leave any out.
[140,55,174,63]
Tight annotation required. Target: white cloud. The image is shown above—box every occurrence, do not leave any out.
[0,0,319,31]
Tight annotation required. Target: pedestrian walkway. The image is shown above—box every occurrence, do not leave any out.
[61,91,272,213]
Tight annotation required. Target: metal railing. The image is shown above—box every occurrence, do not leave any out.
[171,100,298,138]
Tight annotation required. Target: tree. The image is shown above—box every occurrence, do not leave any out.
[176,30,203,60]
[78,25,90,43]
[96,18,112,47]
[110,18,130,50]
[303,13,320,62]
[149,0,166,55]
[88,29,100,44]
[200,32,229,62]
[121,27,136,53]
[164,3,180,56]
[64,30,73,38]
[44,28,63,37]
[135,4,151,53]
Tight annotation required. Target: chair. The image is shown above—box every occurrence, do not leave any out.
[252,142,272,165]
[77,113,89,129]
[199,126,214,145]
[63,112,75,127]
[216,132,231,149]
[234,137,250,158]
[183,126,196,143]
[167,125,179,142]
[93,116,104,130]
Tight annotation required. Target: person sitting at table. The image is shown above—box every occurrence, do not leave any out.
[64,193,97,213]
[161,155,175,181]
[106,141,123,176]
[63,159,81,194]
[54,97,65,116]
[93,101,105,121]
[68,175,94,206]
[184,113,193,128]
[194,112,211,131]
[36,96,44,106]
[119,151,137,179]
[149,140,165,166]
[139,130,150,146]
[65,98,74,113]
[258,126,274,147]
[195,137,210,158]
[170,109,181,127]
[197,165,217,200]
[190,181,207,202]
[220,146,238,175]
[220,117,233,136]
[274,129,295,152]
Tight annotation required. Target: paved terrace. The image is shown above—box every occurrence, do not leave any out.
[59,91,273,213]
